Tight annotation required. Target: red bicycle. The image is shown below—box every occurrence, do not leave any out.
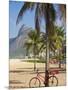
[29,69,58,87]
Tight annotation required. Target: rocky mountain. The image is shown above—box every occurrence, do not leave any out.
[9,25,32,59]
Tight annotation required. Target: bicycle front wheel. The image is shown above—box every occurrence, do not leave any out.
[29,77,41,88]
[48,76,58,86]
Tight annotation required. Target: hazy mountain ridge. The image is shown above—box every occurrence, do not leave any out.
[9,26,31,59]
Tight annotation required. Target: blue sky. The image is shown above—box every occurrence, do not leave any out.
[9,1,63,38]
[9,1,35,38]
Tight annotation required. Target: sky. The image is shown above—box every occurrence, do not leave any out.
[9,1,63,38]
[9,1,35,38]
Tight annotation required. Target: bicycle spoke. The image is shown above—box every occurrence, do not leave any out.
[49,76,58,86]
[29,77,41,87]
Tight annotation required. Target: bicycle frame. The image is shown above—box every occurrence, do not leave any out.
[36,69,59,84]
[36,72,45,83]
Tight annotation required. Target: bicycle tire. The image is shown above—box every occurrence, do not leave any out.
[48,76,58,86]
[29,77,41,88]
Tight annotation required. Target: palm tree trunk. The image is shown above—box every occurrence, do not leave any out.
[26,47,28,56]
[45,37,49,86]
[59,50,61,68]
[34,44,36,71]
[34,58,36,71]
[59,60,61,68]
[34,55,36,71]
[45,4,50,87]
[54,50,55,57]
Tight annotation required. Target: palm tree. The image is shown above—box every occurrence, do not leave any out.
[60,4,66,21]
[24,30,41,71]
[39,26,64,68]
[48,26,64,68]
[53,26,64,68]
[24,41,31,56]
[16,2,62,86]
[59,4,66,31]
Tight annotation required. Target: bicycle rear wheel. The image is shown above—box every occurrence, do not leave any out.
[29,77,41,88]
[48,76,58,86]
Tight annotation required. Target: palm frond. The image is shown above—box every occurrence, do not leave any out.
[16,2,35,24]
[49,4,56,21]
[35,4,40,35]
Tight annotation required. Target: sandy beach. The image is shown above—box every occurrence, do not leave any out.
[9,59,66,89]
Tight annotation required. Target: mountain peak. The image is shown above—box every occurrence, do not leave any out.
[18,24,32,37]
[9,25,32,59]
